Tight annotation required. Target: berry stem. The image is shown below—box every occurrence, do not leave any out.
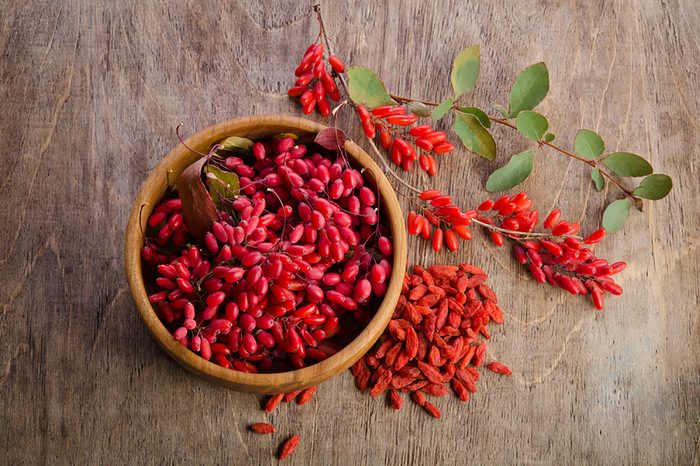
[314,6,351,98]
[470,217,581,240]
[366,137,423,195]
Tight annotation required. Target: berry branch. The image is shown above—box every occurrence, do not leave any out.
[298,7,673,232]
[388,93,643,208]
[283,5,670,309]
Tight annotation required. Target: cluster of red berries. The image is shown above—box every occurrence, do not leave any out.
[143,135,393,372]
[474,193,540,247]
[356,105,455,176]
[286,46,456,176]
[287,42,345,116]
[406,190,624,309]
[407,189,477,252]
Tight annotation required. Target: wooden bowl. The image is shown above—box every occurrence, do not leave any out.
[124,115,407,393]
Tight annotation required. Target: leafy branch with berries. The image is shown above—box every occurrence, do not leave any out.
[284,5,675,310]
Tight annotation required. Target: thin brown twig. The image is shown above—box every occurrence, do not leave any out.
[315,5,422,196]
[315,6,351,98]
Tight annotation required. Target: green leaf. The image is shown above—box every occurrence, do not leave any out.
[591,168,605,191]
[218,136,253,154]
[457,106,491,128]
[347,67,395,108]
[603,152,653,177]
[632,174,673,200]
[543,132,555,142]
[453,112,497,161]
[450,45,480,96]
[493,104,509,118]
[204,164,240,210]
[602,199,632,233]
[405,101,432,117]
[431,98,454,121]
[515,111,548,141]
[508,62,549,117]
[574,129,604,160]
[485,149,536,192]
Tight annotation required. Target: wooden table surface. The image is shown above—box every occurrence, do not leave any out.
[1,1,698,464]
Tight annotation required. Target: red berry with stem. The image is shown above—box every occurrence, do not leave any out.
[328,55,345,73]
[444,228,459,251]
[584,228,606,244]
[432,228,444,252]
[544,209,561,229]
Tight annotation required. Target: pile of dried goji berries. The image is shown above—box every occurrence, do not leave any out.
[249,264,509,460]
[351,263,511,418]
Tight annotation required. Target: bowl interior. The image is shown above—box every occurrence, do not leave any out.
[125,115,407,393]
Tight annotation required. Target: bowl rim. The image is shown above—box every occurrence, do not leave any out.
[124,115,407,393]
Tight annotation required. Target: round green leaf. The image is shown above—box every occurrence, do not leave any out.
[347,67,396,108]
[632,174,673,200]
[485,149,535,192]
[218,136,253,154]
[602,199,632,233]
[451,45,480,96]
[431,98,454,121]
[204,165,240,210]
[591,168,605,191]
[603,152,653,177]
[508,62,549,117]
[453,112,496,161]
[405,101,432,117]
[493,104,509,119]
[543,132,555,142]
[457,107,491,128]
[574,129,604,160]
[515,111,548,141]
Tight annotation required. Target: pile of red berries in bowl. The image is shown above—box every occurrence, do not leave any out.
[126,116,406,392]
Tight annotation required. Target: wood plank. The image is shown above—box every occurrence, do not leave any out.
[0,0,697,464]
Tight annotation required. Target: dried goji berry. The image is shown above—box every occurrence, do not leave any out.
[278,435,300,460]
[388,389,403,409]
[487,361,512,376]
[250,423,276,434]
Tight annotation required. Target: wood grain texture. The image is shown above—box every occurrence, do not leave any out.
[1,0,698,464]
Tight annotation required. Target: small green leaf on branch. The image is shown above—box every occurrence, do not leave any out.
[450,45,480,96]
[574,129,604,160]
[347,67,396,108]
[632,174,673,200]
[543,132,555,142]
[431,98,455,121]
[453,112,497,161]
[603,152,653,177]
[591,168,605,191]
[515,111,548,141]
[457,106,491,128]
[405,101,432,117]
[508,62,549,117]
[493,104,509,118]
[485,149,536,192]
[602,198,632,233]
